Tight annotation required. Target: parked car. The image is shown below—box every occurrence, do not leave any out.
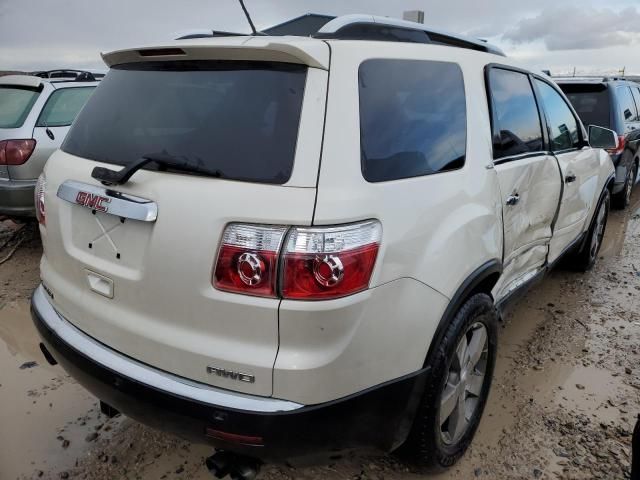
[30,14,617,478]
[0,72,98,216]
[557,78,640,209]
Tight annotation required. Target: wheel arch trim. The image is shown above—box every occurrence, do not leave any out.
[423,259,502,368]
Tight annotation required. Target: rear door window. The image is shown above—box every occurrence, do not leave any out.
[36,87,95,127]
[535,80,581,152]
[359,59,466,182]
[62,61,308,185]
[0,86,40,128]
[487,68,544,160]
[617,86,639,122]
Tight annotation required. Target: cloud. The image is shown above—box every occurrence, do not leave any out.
[503,6,640,50]
[0,0,638,73]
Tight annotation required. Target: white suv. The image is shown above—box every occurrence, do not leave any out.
[31,15,616,477]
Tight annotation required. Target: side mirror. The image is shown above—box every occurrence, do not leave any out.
[588,125,618,150]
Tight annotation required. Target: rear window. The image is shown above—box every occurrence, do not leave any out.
[359,59,466,183]
[560,84,611,129]
[62,61,308,185]
[0,86,40,128]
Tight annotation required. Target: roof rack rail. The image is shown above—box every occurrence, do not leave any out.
[313,15,505,56]
[31,69,102,82]
[174,14,504,56]
[175,29,247,40]
[263,13,336,36]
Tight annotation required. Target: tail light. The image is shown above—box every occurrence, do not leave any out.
[213,220,382,301]
[213,224,287,298]
[35,174,46,226]
[0,139,36,165]
[281,221,381,300]
[607,135,626,155]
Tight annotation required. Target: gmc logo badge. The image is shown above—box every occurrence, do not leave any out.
[75,191,111,212]
[206,366,255,383]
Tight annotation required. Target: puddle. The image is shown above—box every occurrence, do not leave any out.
[0,299,108,480]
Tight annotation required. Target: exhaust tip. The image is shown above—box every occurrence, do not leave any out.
[205,451,260,480]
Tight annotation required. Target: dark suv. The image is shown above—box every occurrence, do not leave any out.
[557,78,640,209]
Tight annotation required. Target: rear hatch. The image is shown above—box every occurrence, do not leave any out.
[40,40,329,396]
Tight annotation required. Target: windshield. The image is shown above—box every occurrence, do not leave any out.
[62,61,308,184]
[561,84,611,130]
[0,86,41,128]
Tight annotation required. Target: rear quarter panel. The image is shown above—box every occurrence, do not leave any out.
[275,43,504,403]
[313,43,502,300]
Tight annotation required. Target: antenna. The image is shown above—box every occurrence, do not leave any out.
[237,0,258,35]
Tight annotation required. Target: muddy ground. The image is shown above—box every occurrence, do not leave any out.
[0,195,639,480]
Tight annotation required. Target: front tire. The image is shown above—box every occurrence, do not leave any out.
[401,293,498,471]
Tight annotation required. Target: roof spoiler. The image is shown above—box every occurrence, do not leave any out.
[102,38,330,70]
[0,75,44,88]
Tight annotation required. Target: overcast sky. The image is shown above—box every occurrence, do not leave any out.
[1,0,639,74]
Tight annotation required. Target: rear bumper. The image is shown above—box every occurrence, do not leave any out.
[30,285,428,463]
[0,178,36,216]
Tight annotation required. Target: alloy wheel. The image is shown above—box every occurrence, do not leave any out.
[590,200,608,260]
[439,321,488,445]
[625,168,634,205]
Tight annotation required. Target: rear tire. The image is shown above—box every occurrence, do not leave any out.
[400,293,498,471]
[612,163,637,209]
[569,189,610,271]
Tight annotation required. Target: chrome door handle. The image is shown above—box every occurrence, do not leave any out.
[506,193,520,206]
[565,174,577,183]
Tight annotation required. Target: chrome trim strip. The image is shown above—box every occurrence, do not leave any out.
[32,286,304,413]
[57,180,158,222]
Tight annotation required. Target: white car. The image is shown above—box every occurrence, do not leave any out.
[31,14,616,478]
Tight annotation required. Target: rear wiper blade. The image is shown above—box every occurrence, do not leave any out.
[91,153,224,186]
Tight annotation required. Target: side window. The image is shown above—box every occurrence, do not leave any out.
[359,59,466,182]
[630,87,640,122]
[616,86,638,122]
[534,80,581,152]
[488,68,543,160]
[36,87,94,128]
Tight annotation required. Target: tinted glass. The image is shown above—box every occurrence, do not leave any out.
[617,86,638,122]
[488,69,543,159]
[561,84,611,130]
[0,86,40,128]
[359,59,466,182]
[36,87,94,127]
[535,80,581,151]
[630,87,640,121]
[63,61,307,185]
